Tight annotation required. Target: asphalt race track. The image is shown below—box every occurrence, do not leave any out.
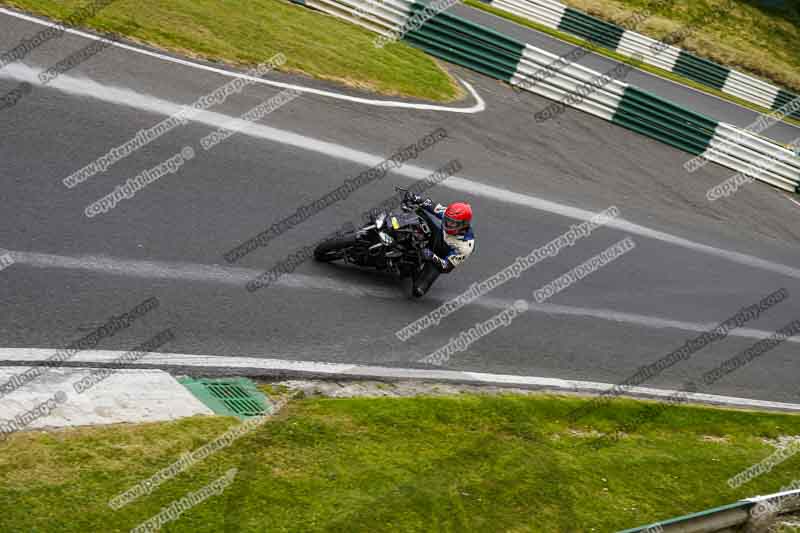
[1,10,800,406]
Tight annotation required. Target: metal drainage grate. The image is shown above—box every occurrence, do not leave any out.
[179,377,272,419]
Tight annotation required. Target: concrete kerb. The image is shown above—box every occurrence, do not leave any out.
[1,352,799,414]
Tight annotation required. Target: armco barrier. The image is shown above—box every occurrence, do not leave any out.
[620,488,800,533]
[478,0,800,119]
[297,0,800,193]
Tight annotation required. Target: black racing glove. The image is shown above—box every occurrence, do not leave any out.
[404,191,424,205]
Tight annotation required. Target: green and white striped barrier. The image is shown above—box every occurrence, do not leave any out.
[477,0,800,120]
[298,0,800,193]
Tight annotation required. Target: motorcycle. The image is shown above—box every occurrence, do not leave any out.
[313,187,434,282]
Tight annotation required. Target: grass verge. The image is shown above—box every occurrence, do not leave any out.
[1,0,461,101]
[2,391,800,532]
[464,0,800,129]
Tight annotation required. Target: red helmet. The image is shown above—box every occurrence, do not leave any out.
[443,202,472,235]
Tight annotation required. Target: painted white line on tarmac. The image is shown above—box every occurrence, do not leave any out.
[6,248,800,343]
[10,249,403,299]
[8,251,800,343]
[0,7,485,113]
[0,348,798,412]
[6,61,800,284]
[2,64,799,282]
[446,176,800,282]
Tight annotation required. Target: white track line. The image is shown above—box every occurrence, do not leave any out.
[0,7,485,113]
[4,62,800,284]
[7,249,800,344]
[0,348,798,411]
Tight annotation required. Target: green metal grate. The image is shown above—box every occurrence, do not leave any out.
[179,377,273,419]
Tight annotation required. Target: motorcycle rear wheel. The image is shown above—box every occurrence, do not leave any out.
[313,234,359,262]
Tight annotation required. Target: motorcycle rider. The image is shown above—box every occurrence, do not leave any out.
[405,192,474,297]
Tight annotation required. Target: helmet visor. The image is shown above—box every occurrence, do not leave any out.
[443,216,468,234]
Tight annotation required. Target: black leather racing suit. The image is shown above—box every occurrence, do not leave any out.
[412,199,475,297]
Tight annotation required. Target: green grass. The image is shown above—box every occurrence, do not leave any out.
[2,392,800,532]
[1,0,460,101]
[465,0,800,129]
